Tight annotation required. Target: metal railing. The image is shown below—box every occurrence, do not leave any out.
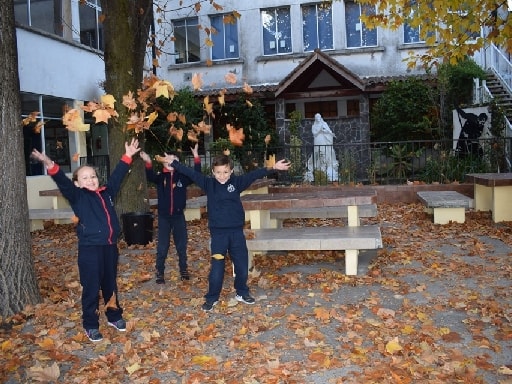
[188,138,511,185]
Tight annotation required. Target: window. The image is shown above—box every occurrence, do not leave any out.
[261,7,292,56]
[302,3,333,52]
[80,0,103,50]
[22,93,73,175]
[14,0,63,36]
[403,1,435,44]
[210,14,239,60]
[346,99,360,117]
[345,1,377,48]
[173,17,200,64]
[304,101,337,119]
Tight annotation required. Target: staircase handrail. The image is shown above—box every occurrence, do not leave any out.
[488,43,512,95]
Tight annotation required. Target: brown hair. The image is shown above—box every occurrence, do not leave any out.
[72,165,97,182]
[212,155,233,169]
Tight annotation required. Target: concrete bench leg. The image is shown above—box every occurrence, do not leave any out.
[184,208,201,221]
[433,207,465,224]
[30,219,44,231]
[493,185,512,222]
[345,249,359,276]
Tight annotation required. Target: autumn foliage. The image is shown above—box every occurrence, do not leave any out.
[2,201,512,382]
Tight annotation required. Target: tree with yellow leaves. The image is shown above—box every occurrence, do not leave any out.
[358,0,511,68]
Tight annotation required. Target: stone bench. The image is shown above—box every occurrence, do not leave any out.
[29,208,75,231]
[246,225,382,276]
[417,191,473,224]
[146,195,207,221]
[269,204,378,227]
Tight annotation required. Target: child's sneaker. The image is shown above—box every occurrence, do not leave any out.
[201,300,218,312]
[155,271,165,284]
[180,270,190,281]
[235,294,255,305]
[85,328,103,342]
[108,319,126,332]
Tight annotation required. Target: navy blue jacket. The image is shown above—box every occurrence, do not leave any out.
[48,156,132,246]
[171,160,271,232]
[145,157,201,216]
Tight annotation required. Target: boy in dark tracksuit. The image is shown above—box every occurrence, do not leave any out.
[140,145,201,283]
[31,139,141,342]
[170,154,291,311]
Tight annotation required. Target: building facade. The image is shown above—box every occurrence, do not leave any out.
[153,0,439,151]
[16,0,105,176]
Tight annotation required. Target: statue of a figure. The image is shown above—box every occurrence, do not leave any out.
[304,113,339,182]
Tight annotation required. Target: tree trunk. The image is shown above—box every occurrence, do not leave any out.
[0,0,42,318]
[102,0,153,217]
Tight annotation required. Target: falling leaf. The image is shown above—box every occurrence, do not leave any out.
[218,90,226,106]
[265,155,275,168]
[166,112,178,122]
[226,124,244,147]
[224,72,237,84]
[192,73,203,90]
[245,100,253,108]
[72,153,80,162]
[146,111,158,126]
[22,111,40,126]
[264,134,271,145]
[187,130,199,143]
[203,96,214,116]
[101,94,116,109]
[92,109,114,125]
[105,292,118,310]
[243,82,253,94]
[122,91,138,110]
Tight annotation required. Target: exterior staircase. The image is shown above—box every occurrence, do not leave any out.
[485,71,512,123]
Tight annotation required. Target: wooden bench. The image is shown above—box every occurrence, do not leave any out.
[29,208,75,231]
[417,191,473,224]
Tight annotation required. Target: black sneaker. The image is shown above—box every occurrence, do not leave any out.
[108,318,126,332]
[201,300,218,312]
[155,271,165,284]
[180,270,190,281]
[235,294,255,305]
[85,328,103,342]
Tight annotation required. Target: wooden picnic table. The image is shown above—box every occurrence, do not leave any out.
[466,173,512,222]
[241,189,377,229]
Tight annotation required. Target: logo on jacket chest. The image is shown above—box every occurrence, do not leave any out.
[227,184,235,192]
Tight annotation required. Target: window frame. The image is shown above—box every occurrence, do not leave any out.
[173,17,201,64]
[301,3,333,52]
[345,1,378,48]
[209,13,239,61]
[261,7,292,56]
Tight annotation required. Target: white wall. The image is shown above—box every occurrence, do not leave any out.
[155,0,430,90]
[17,28,104,101]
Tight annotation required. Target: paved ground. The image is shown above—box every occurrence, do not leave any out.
[2,202,512,383]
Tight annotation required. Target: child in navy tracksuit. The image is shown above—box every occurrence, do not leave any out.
[31,138,141,342]
[169,154,291,312]
[140,144,201,283]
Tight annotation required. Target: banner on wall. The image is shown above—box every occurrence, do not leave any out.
[452,106,491,156]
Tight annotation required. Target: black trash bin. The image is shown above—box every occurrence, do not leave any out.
[121,212,154,245]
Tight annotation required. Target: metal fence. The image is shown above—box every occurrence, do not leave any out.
[83,137,511,186]
[197,138,512,185]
